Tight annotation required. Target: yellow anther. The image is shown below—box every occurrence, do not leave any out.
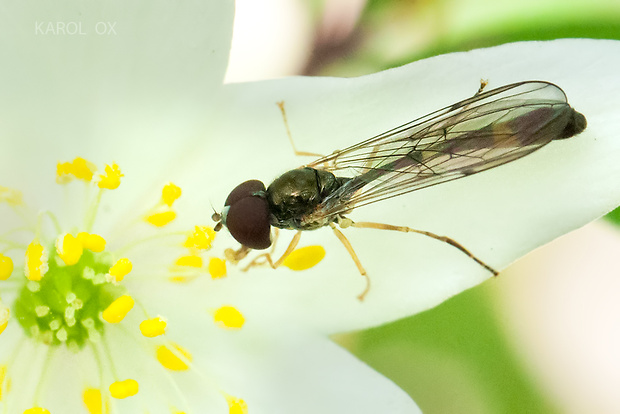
[213,306,245,329]
[71,157,97,181]
[83,388,105,414]
[56,161,73,184]
[183,226,216,250]
[139,316,167,338]
[208,257,227,279]
[102,295,134,323]
[23,408,50,414]
[98,163,123,190]
[174,255,203,268]
[77,232,106,252]
[0,306,9,335]
[0,254,14,280]
[57,157,97,184]
[145,210,177,227]
[226,396,248,414]
[109,379,139,399]
[156,343,192,371]
[56,233,84,266]
[25,241,48,281]
[162,183,182,207]
[282,245,326,271]
[108,258,132,283]
[0,364,6,401]
[0,186,23,205]
[168,275,194,284]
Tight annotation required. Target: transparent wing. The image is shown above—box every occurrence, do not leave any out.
[307,81,585,216]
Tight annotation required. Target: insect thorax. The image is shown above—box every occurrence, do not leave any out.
[266,167,347,231]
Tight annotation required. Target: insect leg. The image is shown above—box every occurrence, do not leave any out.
[329,222,370,301]
[241,230,302,271]
[277,101,325,159]
[349,221,499,276]
[475,79,489,96]
[443,79,490,122]
[224,245,251,264]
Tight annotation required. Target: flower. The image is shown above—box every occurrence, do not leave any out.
[2,1,620,414]
[1,158,250,413]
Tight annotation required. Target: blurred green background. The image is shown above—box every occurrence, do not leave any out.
[226,1,620,412]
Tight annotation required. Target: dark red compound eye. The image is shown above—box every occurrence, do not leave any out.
[225,180,267,206]
[223,180,272,250]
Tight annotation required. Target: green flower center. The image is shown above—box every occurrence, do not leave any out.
[14,248,123,350]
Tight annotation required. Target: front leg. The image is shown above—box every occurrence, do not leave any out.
[241,230,302,271]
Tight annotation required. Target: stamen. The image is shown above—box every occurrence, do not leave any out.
[162,183,182,207]
[77,232,106,252]
[107,258,132,283]
[168,275,195,284]
[82,387,106,414]
[23,407,51,414]
[0,364,7,400]
[282,245,325,271]
[0,254,13,280]
[25,240,48,281]
[0,305,9,335]
[156,343,192,371]
[109,379,139,399]
[183,226,216,250]
[97,163,123,190]
[145,211,177,227]
[226,395,248,414]
[70,157,97,182]
[0,186,23,205]
[56,157,96,184]
[55,233,84,266]
[56,161,73,184]
[139,316,167,338]
[102,295,135,324]
[213,306,245,329]
[208,258,227,279]
[174,255,203,268]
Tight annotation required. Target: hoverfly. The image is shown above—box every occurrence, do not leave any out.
[213,81,587,299]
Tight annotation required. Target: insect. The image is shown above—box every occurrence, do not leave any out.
[213,80,587,299]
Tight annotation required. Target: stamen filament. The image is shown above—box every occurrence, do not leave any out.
[32,347,55,405]
[10,203,37,231]
[101,338,119,380]
[40,211,62,235]
[84,189,104,233]
[0,241,28,252]
[89,342,106,400]
[114,231,188,256]
[113,323,190,410]
[0,226,35,240]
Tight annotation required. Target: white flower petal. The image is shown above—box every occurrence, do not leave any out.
[183,39,620,333]
[134,277,419,413]
[0,0,234,231]
[177,312,420,413]
[211,330,420,414]
[0,0,232,113]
